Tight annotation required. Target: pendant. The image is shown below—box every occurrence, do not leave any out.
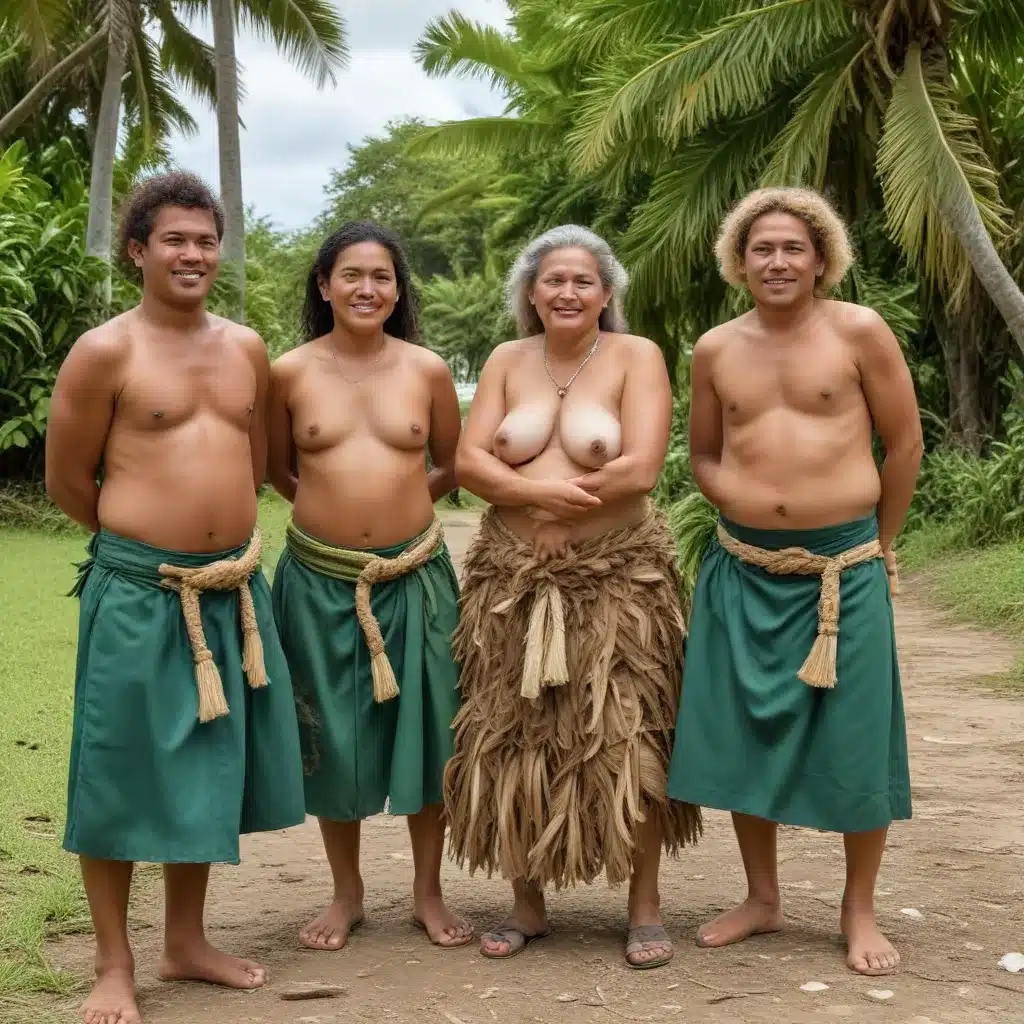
[557,387,567,398]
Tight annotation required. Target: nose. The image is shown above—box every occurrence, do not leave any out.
[355,276,374,296]
[768,249,787,270]
[180,243,202,263]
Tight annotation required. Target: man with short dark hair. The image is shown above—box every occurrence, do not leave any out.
[46,171,305,1024]
[668,187,922,977]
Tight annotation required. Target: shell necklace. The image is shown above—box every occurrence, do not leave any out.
[544,332,600,398]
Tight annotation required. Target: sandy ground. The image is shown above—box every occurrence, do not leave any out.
[46,511,1024,1023]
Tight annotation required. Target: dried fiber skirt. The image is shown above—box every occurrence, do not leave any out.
[444,502,702,889]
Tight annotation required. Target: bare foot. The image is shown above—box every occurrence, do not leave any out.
[696,898,784,948]
[298,899,364,951]
[413,895,473,947]
[82,966,141,1024]
[481,887,549,957]
[158,940,266,989]
[841,906,900,975]
[626,903,673,967]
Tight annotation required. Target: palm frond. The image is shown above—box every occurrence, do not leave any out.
[761,38,869,189]
[411,172,497,228]
[666,490,718,612]
[407,116,559,161]
[150,0,217,105]
[956,0,1024,68]
[618,95,793,307]
[414,10,558,98]
[877,42,1010,307]
[571,0,851,172]
[236,0,348,88]
[0,0,70,66]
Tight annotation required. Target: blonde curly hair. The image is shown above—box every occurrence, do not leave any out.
[714,187,854,295]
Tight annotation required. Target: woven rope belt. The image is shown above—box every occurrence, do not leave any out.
[285,517,446,703]
[715,523,885,689]
[158,528,267,723]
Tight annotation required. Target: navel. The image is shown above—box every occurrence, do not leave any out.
[775,504,788,517]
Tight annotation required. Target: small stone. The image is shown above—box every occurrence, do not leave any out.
[958,986,973,997]
[866,989,894,1001]
[965,942,984,951]
[666,983,679,990]
[900,908,923,919]
[555,994,578,1003]
[479,988,498,1000]
[278,985,346,1001]
[405,959,419,965]
[800,982,829,993]
[999,952,1024,973]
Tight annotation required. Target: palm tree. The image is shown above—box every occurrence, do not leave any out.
[209,0,348,317]
[564,0,1024,350]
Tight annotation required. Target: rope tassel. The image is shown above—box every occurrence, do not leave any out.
[716,524,883,691]
[159,529,266,723]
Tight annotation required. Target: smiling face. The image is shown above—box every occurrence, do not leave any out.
[127,205,221,306]
[743,212,825,308]
[319,241,398,335]
[529,247,611,334]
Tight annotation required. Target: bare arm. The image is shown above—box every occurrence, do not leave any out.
[239,329,270,492]
[688,334,726,505]
[424,353,462,503]
[266,356,299,504]
[568,337,672,500]
[855,311,923,553]
[44,331,122,532]
[456,344,599,516]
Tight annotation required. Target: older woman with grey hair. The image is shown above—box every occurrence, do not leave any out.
[443,225,702,968]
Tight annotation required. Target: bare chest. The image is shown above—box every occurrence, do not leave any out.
[714,339,863,426]
[116,347,256,433]
[290,365,431,454]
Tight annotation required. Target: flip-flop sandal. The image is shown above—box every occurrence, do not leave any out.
[412,915,474,948]
[480,920,551,960]
[625,924,674,970]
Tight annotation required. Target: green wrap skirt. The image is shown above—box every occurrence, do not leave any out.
[667,515,911,833]
[63,529,306,864]
[271,522,461,822]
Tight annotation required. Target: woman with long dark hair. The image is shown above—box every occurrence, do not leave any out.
[267,220,470,951]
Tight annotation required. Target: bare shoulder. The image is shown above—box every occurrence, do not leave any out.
[693,319,741,361]
[270,341,313,380]
[483,337,531,372]
[822,300,892,343]
[402,339,453,381]
[212,313,267,361]
[64,311,133,373]
[606,332,665,363]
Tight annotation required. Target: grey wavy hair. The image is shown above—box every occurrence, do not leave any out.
[505,224,630,335]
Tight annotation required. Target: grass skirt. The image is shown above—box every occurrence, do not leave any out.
[444,502,702,888]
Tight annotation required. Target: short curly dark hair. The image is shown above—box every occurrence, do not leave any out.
[117,170,224,266]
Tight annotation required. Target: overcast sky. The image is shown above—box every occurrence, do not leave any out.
[167,0,510,231]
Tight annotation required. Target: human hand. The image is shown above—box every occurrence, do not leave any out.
[529,479,602,519]
[882,546,899,596]
[532,521,572,562]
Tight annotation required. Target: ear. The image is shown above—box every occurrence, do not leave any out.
[126,238,145,268]
[815,256,826,279]
[318,275,330,302]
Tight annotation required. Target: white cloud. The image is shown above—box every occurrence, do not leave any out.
[167,0,510,231]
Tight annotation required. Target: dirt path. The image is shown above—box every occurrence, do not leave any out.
[47,511,1024,1023]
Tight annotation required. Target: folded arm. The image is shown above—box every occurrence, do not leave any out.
[569,337,673,502]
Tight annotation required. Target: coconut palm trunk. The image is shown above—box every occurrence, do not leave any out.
[210,0,246,320]
[942,197,1024,353]
[85,38,127,303]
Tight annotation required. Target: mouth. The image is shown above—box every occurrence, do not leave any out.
[552,306,582,314]
[172,270,204,282]
[350,302,380,314]
[763,278,794,287]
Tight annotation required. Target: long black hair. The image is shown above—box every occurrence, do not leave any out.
[300,220,420,342]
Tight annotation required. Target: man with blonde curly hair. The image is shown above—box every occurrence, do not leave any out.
[667,187,922,976]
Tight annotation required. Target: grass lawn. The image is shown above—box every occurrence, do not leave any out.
[0,487,479,1018]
